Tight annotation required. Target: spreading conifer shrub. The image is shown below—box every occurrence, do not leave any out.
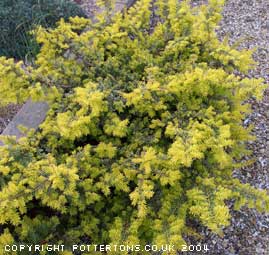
[0,0,86,60]
[0,0,268,253]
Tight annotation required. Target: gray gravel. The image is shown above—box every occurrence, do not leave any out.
[77,0,99,18]
[0,104,22,134]
[184,0,269,254]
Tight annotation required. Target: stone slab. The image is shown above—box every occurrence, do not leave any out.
[0,100,49,145]
[116,0,137,11]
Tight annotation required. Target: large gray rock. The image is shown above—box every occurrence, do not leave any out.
[0,100,49,145]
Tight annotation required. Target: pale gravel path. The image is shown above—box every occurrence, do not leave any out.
[184,1,269,254]
[75,0,99,18]
[0,104,22,133]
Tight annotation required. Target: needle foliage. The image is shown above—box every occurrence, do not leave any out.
[0,0,268,254]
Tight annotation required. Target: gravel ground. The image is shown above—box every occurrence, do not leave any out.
[184,0,269,254]
[0,104,22,134]
[74,0,99,18]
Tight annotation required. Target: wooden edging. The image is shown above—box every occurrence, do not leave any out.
[0,0,137,146]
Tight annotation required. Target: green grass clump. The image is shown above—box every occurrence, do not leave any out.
[0,0,86,60]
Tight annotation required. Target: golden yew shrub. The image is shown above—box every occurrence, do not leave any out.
[0,0,268,254]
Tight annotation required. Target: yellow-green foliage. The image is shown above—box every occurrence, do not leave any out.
[0,58,31,105]
[0,0,268,254]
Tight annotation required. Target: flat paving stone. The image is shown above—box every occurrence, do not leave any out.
[0,100,49,145]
